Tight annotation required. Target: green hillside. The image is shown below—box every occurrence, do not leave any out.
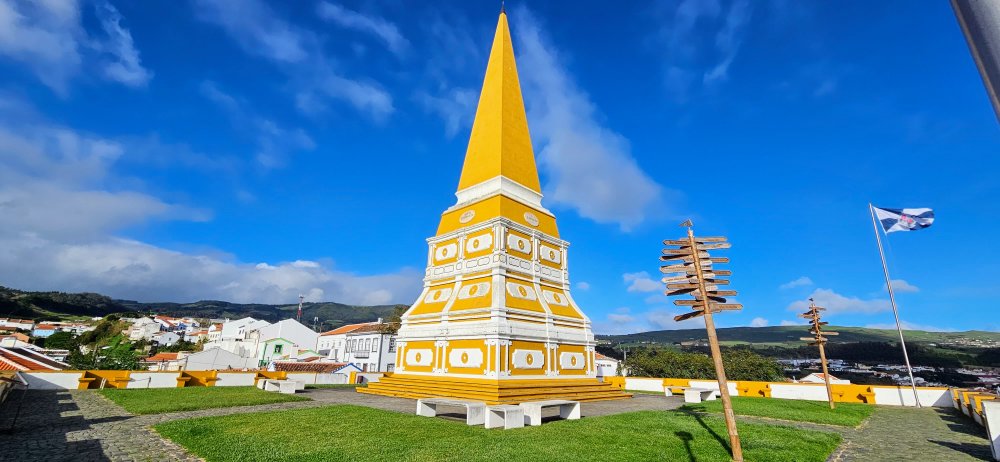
[598,326,1000,348]
[0,286,402,330]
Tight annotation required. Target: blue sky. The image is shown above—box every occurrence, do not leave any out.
[1,0,997,334]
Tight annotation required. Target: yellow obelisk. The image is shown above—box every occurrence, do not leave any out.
[360,11,627,404]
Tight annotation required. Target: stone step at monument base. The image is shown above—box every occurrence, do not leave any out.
[358,374,631,404]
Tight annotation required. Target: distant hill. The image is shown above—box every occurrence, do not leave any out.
[598,326,1000,348]
[0,285,403,331]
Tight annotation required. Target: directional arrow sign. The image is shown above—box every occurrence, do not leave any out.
[666,288,696,296]
[693,237,728,243]
[703,279,730,285]
[662,275,697,284]
[662,239,691,246]
[709,303,742,311]
[674,311,705,322]
[697,243,731,250]
[662,247,697,255]
[695,290,737,297]
[674,300,706,306]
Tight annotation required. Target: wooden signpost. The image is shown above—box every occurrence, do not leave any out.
[662,220,744,462]
[800,298,839,410]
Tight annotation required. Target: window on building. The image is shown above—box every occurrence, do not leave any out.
[274,344,283,354]
[371,338,378,352]
[364,338,371,351]
[388,337,396,353]
[387,363,395,372]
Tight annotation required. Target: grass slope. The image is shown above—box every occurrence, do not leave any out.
[100,387,308,415]
[599,325,1000,347]
[684,397,876,427]
[155,404,841,462]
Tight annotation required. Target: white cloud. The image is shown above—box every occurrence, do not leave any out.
[779,276,814,290]
[316,2,408,56]
[787,288,890,315]
[575,281,590,291]
[750,317,768,327]
[194,0,393,120]
[780,319,805,326]
[0,106,421,306]
[513,7,670,231]
[886,279,919,293]
[657,0,753,100]
[623,271,661,293]
[415,87,478,137]
[200,81,314,169]
[594,306,704,335]
[864,321,956,333]
[0,0,150,93]
[94,1,151,87]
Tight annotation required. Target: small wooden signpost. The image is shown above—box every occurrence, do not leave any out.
[661,220,743,462]
[800,298,839,410]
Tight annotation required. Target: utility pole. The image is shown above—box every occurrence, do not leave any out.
[297,294,304,323]
[800,298,839,409]
[662,220,743,462]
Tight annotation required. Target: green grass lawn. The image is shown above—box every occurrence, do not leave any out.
[155,404,840,462]
[100,386,309,415]
[684,396,876,427]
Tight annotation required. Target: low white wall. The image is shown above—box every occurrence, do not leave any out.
[286,372,317,385]
[983,401,1000,461]
[21,372,81,390]
[872,386,951,407]
[624,378,664,392]
[315,373,349,385]
[126,373,177,389]
[356,372,383,383]
[689,380,739,396]
[216,372,255,387]
[770,384,831,401]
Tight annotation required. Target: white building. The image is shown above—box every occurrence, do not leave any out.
[127,317,161,341]
[343,323,396,372]
[151,331,181,346]
[204,317,319,368]
[0,318,35,330]
[799,373,850,385]
[594,352,620,379]
[145,347,257,371]
[318,321,382,361]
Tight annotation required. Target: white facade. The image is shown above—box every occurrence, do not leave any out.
[254,319,318,353]
[127,317,161,341]
[594,353,619,378]
[344,329,396,372]
[0,319,35,330]
[151,331,180,346]
[148,347,257,371]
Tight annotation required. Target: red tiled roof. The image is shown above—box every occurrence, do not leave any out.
[0,349,51,371]
[35,324,57,330]
[146,352,179,361]
[273,361,348,373]
[595,352,617,361]
[319,322,377,336]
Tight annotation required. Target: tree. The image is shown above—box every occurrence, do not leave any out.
[41,331,77,350]
[623,347,784,382]
[378,305,408,334]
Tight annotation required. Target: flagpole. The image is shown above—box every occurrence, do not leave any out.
[869,203,922,408]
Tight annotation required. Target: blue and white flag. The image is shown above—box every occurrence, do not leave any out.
[873,206,934,233]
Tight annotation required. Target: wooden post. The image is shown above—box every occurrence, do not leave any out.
[686,226,743,462]
[817,340,835,410]
[800,300,837,410]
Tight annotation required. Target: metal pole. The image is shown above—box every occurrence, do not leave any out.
[688,227,743,462]
[951,0,1000,123]
[869,203,921,407]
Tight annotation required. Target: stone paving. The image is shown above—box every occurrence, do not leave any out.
[0,387,993,461]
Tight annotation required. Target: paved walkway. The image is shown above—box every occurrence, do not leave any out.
[0,388,993,461]
[828,406,993,461]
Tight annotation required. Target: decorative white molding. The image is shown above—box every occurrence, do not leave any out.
[541,290,568,306]
[459,210,475,223]
[457,282,490,299]
[506,234,531,255]
[434,243,457,262]
[523,212,539,227]
[512,349,544,369]
[559,352,586,370]
[451,176,550,214]
[539,244,561,264]
[448,348,484,368]
[465,234,493,253]
[423,288,453,304]
[506,282,537,301]
[406,349,433,367]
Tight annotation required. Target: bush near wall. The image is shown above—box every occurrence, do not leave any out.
[624,347,784,382]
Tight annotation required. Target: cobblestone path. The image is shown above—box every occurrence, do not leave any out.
[828,406,992,461]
